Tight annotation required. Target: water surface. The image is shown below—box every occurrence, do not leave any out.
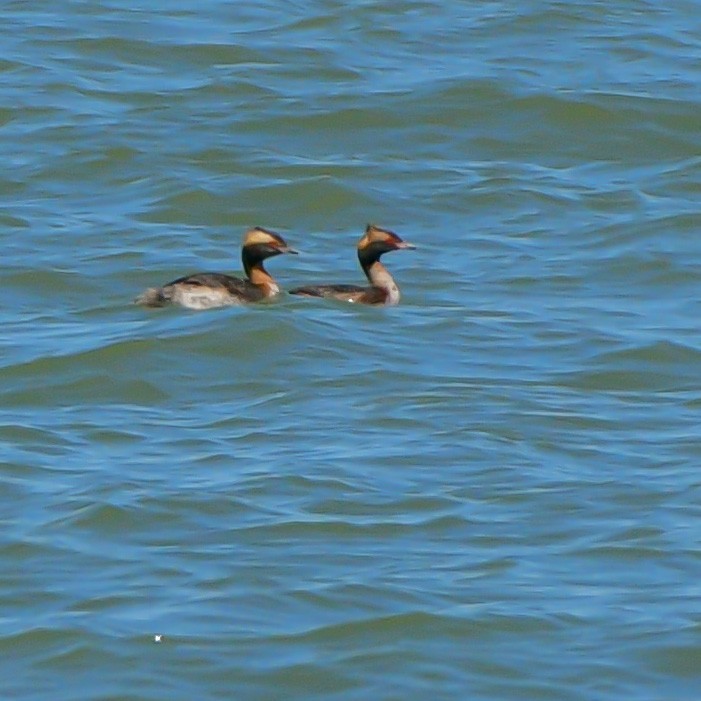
[2,2,701,699]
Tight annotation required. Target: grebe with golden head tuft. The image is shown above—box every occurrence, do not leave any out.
[135,227,298,310]
[289,225,415,305]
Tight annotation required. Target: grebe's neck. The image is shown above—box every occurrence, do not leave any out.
[361,259,400,305]
[247,262,279,297]
[243,246,280,298]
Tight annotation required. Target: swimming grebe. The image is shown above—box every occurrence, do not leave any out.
[135,227,298,310]
[289,224,415,305]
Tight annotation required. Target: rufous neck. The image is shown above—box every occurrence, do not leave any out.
[247,263,279,297]
[362,259,400,304]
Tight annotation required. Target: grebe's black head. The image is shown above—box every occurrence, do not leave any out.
[357,224,415,265]
[243,226,299,260]
[241,227,298,278]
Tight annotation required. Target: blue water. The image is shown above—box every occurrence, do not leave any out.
[2,2,701,699]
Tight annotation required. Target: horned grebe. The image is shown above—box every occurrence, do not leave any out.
[135,227,298,310]
[289,224,415,305]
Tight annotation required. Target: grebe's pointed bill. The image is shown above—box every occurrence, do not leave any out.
[394,240,416,250]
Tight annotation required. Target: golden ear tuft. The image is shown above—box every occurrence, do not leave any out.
[244,227,281,246]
